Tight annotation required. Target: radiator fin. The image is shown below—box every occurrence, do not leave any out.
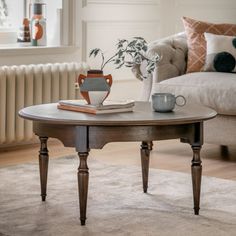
[0,68,6,143]
[0,62,89,146]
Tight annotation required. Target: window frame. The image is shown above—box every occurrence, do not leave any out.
[0,0,79,55]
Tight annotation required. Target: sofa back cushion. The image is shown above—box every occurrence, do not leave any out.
[182,16,236,73]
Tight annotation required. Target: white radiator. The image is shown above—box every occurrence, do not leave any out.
[0,62,89,146]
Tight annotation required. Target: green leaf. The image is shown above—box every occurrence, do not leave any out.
[94,49,101,57]
[146,61,156,74]
[134,55,142,64]
[116,62,125,69]
[136,38,147,44]
[89,49,96,57]
[125,65,134,68]
[126,50,135,53]
[125,61,134,67]
[128,40,137,47]
[154,54,160,61]
[114,59,121,64]
[133,37,145,41]
[118,39,128,44]
[142,45,148,51]
[118,51,124,57]
[89,48,101,57]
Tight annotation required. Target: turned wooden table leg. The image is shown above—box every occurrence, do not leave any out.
[78,152,89,226]
[191,145,202,215]
[140,141,151,193]
[39,136,49,201]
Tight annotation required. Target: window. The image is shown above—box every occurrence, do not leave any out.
[0,0,68,47]
[0,0,24,29]
[0,0,24,44]
[0,0,8,28]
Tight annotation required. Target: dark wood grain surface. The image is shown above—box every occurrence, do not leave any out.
[19,101,217,125]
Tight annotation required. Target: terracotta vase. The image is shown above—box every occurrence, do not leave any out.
[77,70,112,105]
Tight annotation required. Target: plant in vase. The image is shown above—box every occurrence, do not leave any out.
[89,37,160,79]
[76,37,160,105]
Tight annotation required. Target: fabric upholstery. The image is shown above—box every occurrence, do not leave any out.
[182,16,236,73]
[204,33,236,72]
[132,32,236,146]
[154,72,236,115]
[204,115,236,146]
[147,32,188,83]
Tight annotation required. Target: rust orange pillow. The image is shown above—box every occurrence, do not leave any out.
[182,16,236,73]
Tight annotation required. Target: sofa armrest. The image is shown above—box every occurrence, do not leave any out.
[148,32,188,83]
[133,32,188,101]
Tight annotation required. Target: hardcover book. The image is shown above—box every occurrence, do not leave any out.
[57,99,135,114]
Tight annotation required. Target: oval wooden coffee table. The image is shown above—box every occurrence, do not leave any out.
[19,102,216,225]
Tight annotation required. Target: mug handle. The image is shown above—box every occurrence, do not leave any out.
[175,95,186,107]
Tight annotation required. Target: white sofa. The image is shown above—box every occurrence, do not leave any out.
[133,32,236,147]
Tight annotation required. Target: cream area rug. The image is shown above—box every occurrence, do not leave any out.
[1,155,236,236]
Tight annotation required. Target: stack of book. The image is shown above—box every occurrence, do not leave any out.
[57,99,135,114]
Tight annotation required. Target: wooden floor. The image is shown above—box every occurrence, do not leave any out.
[1,139,236,180]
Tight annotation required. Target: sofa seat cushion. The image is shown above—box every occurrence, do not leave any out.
[154,72,236,115]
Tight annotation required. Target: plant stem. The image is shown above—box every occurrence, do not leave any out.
[101,52,119,70]
[101,44,129,70]
[100,52,105,70]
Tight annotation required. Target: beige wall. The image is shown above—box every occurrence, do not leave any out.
[0,0,235,101]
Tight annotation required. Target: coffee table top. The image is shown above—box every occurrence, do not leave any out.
[19,102,216,126]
